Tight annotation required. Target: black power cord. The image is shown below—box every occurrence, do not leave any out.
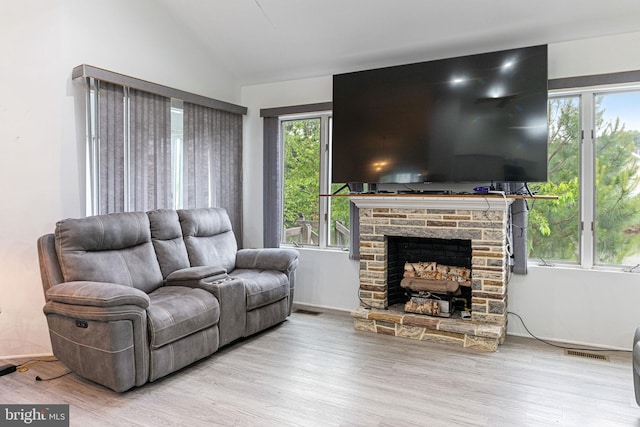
[35,371,72,382]
[508,311,630,353]
[13,357,72,382]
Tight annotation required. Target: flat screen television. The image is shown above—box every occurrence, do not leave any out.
[331,45,548,185]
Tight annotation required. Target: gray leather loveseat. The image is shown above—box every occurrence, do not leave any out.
[37,207,298,392]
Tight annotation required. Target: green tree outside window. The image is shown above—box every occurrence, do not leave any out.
[281,118,350,247]
[529,92,640,265]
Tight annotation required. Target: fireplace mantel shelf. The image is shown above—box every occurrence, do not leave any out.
[348,195,515,210]
[323,193,555,210]
[323,193,555,198]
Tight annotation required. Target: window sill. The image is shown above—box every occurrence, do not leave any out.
[527,261,640,275]
[280,244,350,255]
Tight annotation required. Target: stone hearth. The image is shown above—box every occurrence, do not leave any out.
[350,196,513,351]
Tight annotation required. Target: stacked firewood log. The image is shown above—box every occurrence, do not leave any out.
[401,262,471,316]
[404,297,441,316]
[402,261,471,286]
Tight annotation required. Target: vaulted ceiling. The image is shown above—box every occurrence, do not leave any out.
[157,0,640,86]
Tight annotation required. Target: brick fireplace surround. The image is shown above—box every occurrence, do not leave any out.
[350,195,513,352]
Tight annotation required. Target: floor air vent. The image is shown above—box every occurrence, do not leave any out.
[564,349,609,362]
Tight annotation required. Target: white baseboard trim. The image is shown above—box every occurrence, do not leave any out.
[506,331,630,352]
[0,352,54,361]
[292,302,352,317]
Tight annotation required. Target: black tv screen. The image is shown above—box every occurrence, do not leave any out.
[331,45,548,185]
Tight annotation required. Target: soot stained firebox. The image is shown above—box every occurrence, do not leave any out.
[386,236,472,315]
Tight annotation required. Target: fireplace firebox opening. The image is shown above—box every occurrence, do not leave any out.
[387,236,472,317]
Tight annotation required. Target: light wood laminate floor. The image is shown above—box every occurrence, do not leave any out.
[1,311,638,426]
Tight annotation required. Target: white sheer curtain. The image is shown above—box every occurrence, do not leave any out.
[96,81,126,214]
[94,82,172,214]
[183,102,243,242]
[129,89,172,212]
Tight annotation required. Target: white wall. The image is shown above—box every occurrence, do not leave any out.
[0,0,240,358]
[508,266,639,350]
[548,32,640,78]
[241,31,640,349]
[240,75,360,311]
[0,1,63,358]
[294,249,360,312]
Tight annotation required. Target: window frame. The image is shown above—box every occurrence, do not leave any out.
[279,111,341,249]
[541,80,640,270]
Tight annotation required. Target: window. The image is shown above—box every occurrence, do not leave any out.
[529,83,640,268]
[171,101,184,209]
[280,113,350,248]
[528,96,581,263]
[594,90,640,266]
[78,65,245,238]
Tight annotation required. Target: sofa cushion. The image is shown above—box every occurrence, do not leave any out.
[149,326,218,383]
[147,286,220,349]
[147,209,191,278]
[55,212,164,294]
[178,208,237,272]
[246,298,289,337]
[230,269,289,310]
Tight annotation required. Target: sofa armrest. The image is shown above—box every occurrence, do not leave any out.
[235,248,299,272]
[165,266,228,288]
[43,288,150,393]
[46,281,150,309]
[198,276,246,346]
